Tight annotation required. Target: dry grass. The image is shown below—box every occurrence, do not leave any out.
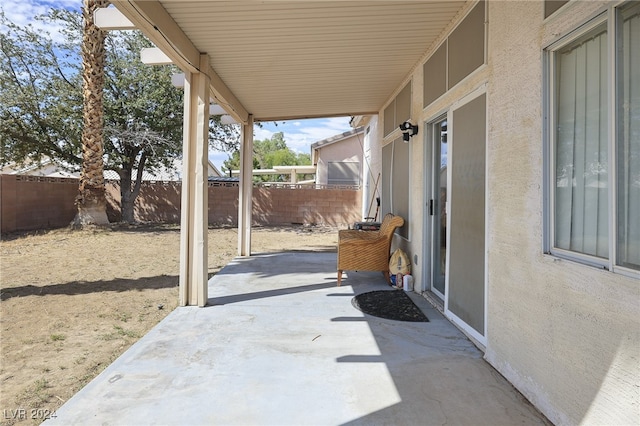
[0,224,337,425]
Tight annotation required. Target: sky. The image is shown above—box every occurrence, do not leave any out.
[2,0,354,172]
[213,117,353,172]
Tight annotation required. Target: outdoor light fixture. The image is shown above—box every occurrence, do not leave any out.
[399,120,419,142]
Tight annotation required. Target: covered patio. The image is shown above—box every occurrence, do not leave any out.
[46,252,548,425]
[96,0,474,307]
[80,2,640,424]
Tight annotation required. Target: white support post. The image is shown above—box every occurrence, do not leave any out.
[238,115,254,256]
[179,54,210,307]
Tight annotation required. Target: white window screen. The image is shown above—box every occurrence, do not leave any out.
[327,162,360,186]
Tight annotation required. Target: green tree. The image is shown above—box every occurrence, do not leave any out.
[223,132,311,182]
[0,8,240,223]
[0,10,82,170]
[102,30,183,223]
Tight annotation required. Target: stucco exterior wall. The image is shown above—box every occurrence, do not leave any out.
[315,134,363,186]
[370,1,639,424]
[484,2,639,424]
[382,0,489,294]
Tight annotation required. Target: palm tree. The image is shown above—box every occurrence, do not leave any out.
[73,0,110,227]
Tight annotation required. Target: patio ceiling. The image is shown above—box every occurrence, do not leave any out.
[113,1,467,123]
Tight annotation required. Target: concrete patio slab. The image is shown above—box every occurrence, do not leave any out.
[46,252,549,425]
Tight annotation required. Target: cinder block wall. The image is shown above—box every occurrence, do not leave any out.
[108,182,360,227]
[252,186,361,227]
[106,181,184,224]
[2,176,361,233]
[208,184,240,225]
[0,175,78,233]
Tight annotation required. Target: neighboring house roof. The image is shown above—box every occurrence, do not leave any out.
[105,158,222,181]
[310,127,365,151]
[209,162,223,177]
[1,157,222,181]
[0,157,78,178]
[208,176,239,183]
[310,127,365,165]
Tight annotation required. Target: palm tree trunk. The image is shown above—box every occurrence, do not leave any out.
[73,0,110,227]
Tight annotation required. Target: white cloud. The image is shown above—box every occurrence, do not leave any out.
[209,151,231,173]
[208,117,353,170]
[282,117,353,154]
[1,0,82,43]
[257,117,352,155]
[253,127,274,141]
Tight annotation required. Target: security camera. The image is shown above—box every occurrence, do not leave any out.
[399,120,419,138]
[399,121,413,131]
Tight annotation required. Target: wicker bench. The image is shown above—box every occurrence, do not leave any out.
[336,213,405,286]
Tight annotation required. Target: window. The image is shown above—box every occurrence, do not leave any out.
[546,2,640,273]
[448,0,485,88]
[617,3,640,270]
[553,23,609,259]
[383,82,412,137]
[423,42,447,108]
[422,1,486,109]
[327,162,360,186]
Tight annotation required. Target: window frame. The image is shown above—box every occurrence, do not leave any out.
[543,4,639,278]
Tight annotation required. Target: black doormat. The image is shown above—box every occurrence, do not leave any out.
[351,290,429,322]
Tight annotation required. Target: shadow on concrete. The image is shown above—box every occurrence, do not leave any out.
[207,282,332,306]
[209,252,550,425]
[46,251,550,426]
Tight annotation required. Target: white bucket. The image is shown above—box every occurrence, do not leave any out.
[403,274,413,292]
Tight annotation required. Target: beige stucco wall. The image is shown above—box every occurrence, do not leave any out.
[378,0,488,295]
[315,134,363,186]
[484,2,639,425]
[371,1,639,424]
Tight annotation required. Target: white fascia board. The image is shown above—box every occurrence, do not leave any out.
[171,73,185,88]
[140,47,173,65]
[94,7,135,30]
[220,115,238,125]
[210,104,227,115]
[273,166,317,173]
[230,169,278,176]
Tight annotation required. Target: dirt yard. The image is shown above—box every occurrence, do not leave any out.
[0,224,338,425]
